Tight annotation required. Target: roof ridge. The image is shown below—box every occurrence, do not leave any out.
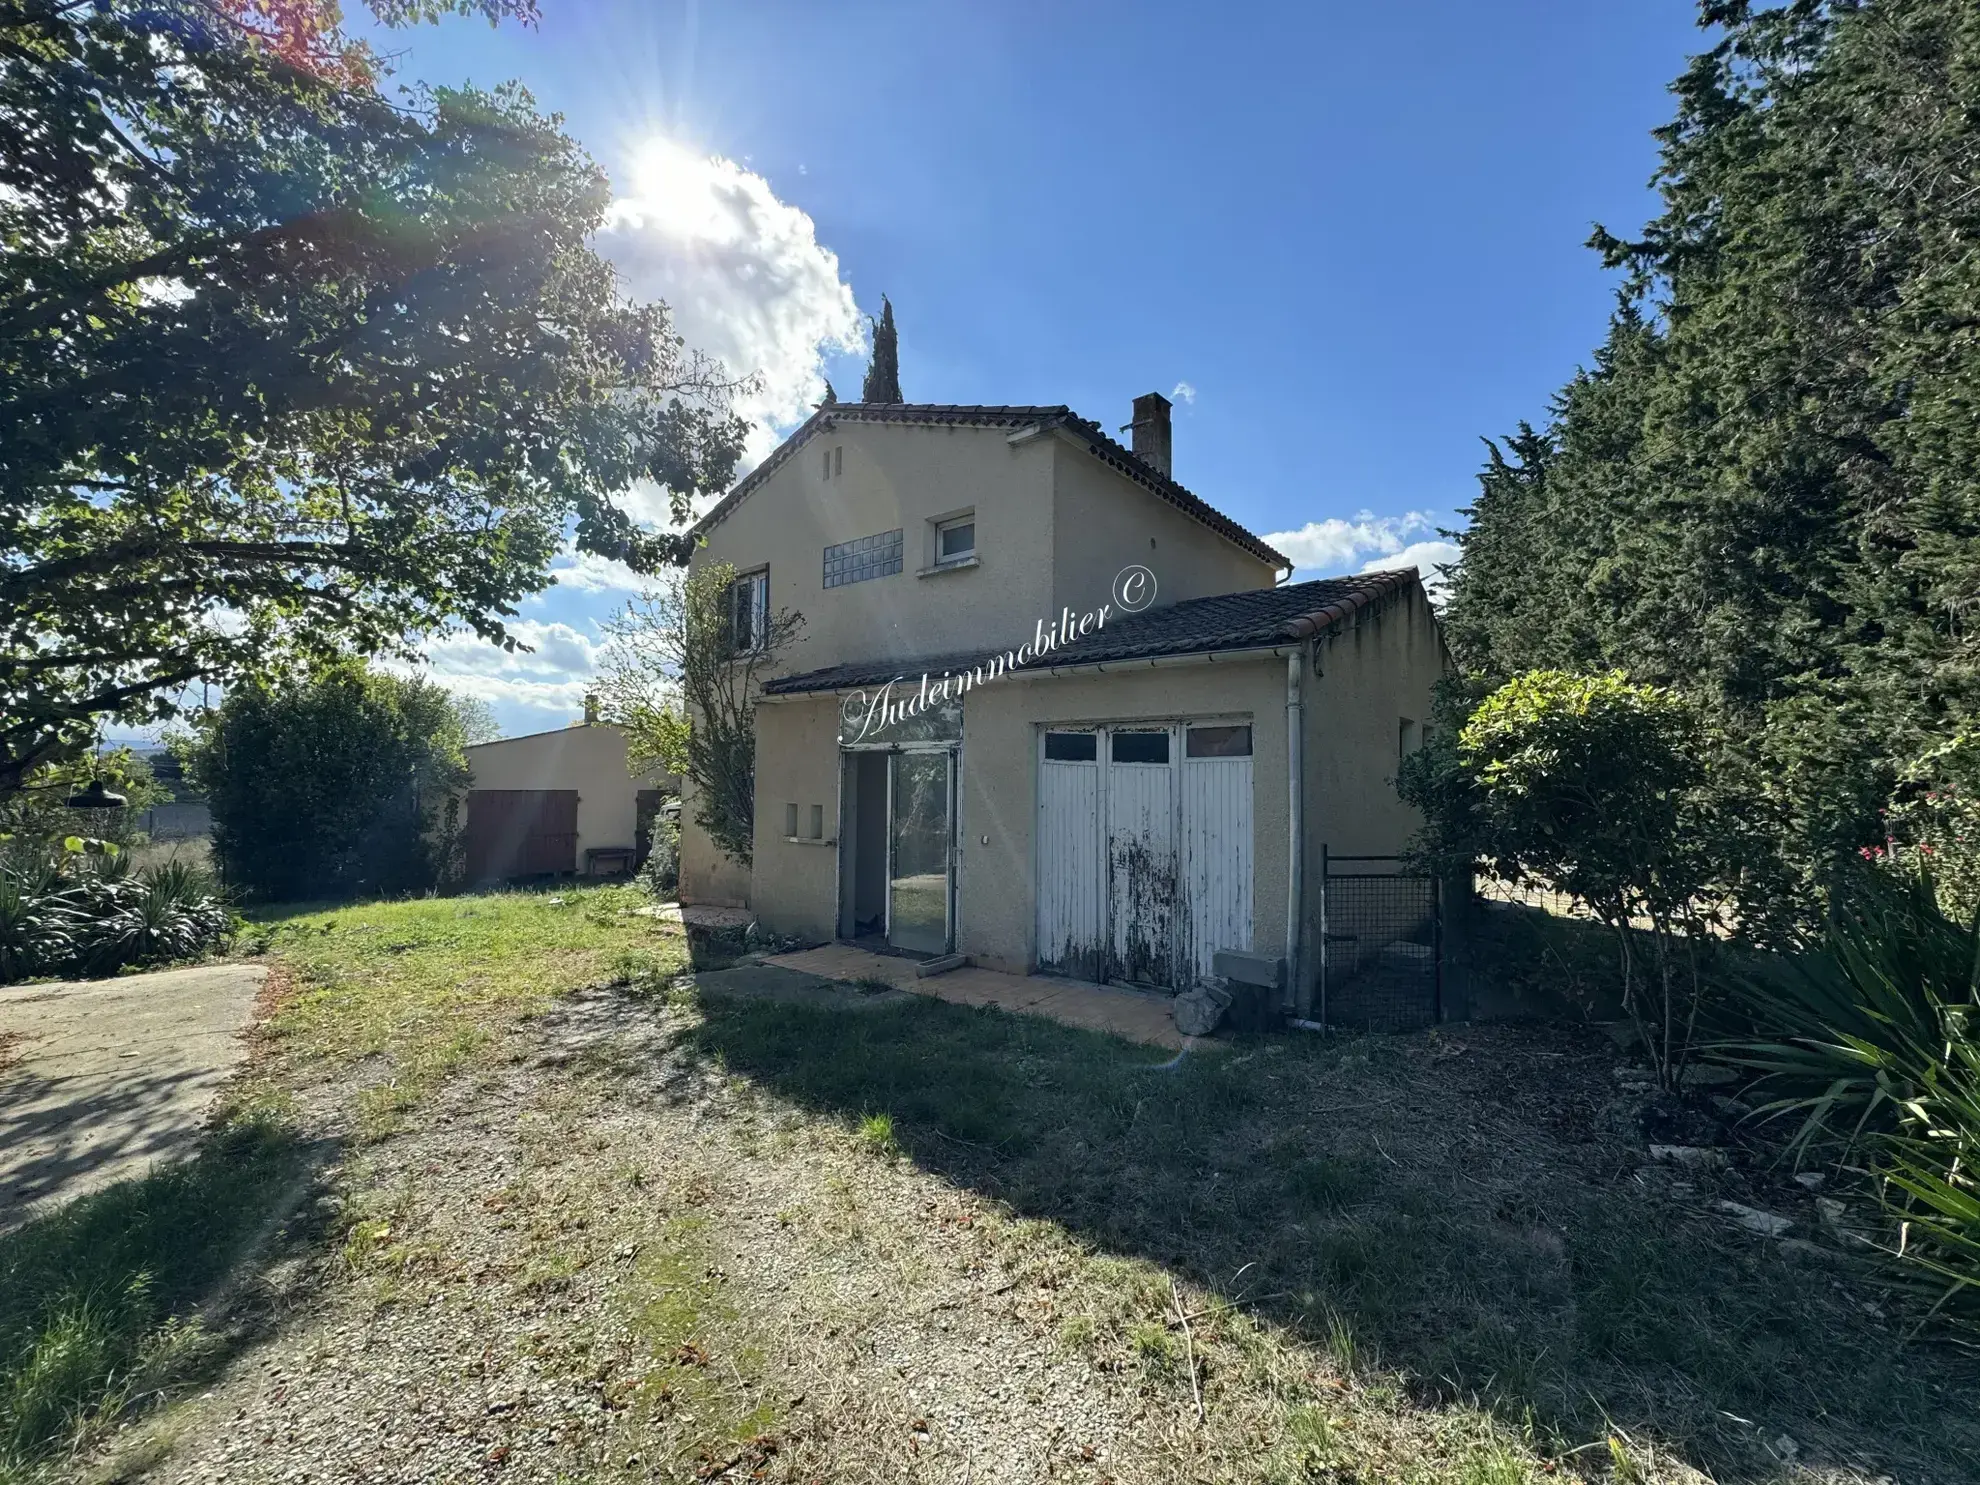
[687,401,1289,568]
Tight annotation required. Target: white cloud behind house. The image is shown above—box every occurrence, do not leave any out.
[1265,510,1436,571]
[410,620,603,718]
[1363,539,1461,600]
[1264,511,1460,602]
[596,138,866,476]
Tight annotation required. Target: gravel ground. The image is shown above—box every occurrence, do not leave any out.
[96,989,1171,1485]
[67,973,1980,1485]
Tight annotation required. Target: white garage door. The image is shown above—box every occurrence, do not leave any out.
[1037,732,1103,981]
[1036,722,1253,991]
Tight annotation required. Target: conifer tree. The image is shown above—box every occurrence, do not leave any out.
[1438,0,1980,937]
[861,297,902,403]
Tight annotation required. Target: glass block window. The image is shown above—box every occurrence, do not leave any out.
[823,528,903,588]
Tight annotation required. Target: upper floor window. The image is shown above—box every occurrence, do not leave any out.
[823,528,903,588]
[821,444,843,479]
[935,514,976,566]
[729,568,769,653]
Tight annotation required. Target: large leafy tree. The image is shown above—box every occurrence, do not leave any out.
[0,0,746,794]
[1441,0,1980,936]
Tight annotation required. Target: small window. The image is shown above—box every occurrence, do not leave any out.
[1187,725,1252,758]
[1044,731,1097,762]
[729,569,769,653]
[936,515,976,564]
[834,445,843,477]
[823,528,903,588]
[821,447,831,478]
[1111,730,1169,764]
[809,803,825,839]
[784,802,798,837]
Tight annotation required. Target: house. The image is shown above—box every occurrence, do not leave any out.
[677,393,1447,1018]
[462,711,673,881]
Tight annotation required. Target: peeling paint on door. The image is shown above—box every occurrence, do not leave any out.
[1037,721,1251,993]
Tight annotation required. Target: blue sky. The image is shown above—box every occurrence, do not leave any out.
[368,0,1708,738]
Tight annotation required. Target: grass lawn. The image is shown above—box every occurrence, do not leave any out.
[3,886,1974,1484]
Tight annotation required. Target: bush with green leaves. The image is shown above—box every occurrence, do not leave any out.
[178,665,478,901]
[1718,869,1980,1323]
[638,810,681,900]
[1402,670,1724,1083]
[0,851,232,984]
[1876,730,1980,926]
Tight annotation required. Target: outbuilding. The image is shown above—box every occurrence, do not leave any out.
[462,715,672,882]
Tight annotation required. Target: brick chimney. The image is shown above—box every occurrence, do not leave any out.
[1129,392,1172,477]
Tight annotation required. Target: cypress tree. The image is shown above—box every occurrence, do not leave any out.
[861,297,902,403]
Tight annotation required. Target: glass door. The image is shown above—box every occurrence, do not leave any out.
[887,750,952,955]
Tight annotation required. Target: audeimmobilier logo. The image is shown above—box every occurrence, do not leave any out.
[840,565,1156,744]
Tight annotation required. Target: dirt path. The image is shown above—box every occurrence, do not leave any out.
[68,960,1980,1485]
[0,964,267,1233]
[116,986,1172,1485]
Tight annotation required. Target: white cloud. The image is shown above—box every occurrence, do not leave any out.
[1363,539,1461,601]
[406,621,603,714]
[547,549,656,595]
[1264,510,1437,573]
[1171,380,1197,405]
[598,139,865,474]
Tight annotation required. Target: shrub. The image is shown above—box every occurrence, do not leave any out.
[178,664,477,901]
[1718,869,1980,1321]
[638,810,681,899]
[1401,670,1725,1084]
[1878,730,1980,926]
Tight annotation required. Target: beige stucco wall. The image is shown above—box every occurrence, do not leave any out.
[1049,441,1279,618]
[720,580,1447,994]
[738,655,1291,972]
[1296,581,1451,1009]
[745,693,845,937]
[677,773,752,907]
[691,424,1060,674]
[464,723,671,872]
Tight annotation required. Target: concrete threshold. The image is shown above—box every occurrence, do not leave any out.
[764,943,1191,1050]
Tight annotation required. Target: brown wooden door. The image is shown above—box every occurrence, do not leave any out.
[464,790,579,881]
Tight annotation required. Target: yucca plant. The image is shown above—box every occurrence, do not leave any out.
[1716,869,1980,1320]
[0,854,233,984]
[0,873,75,983]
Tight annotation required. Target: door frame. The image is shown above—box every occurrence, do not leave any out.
[1034,716,1254,989]
[838,739,958,955]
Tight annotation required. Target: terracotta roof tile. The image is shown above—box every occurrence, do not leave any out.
[762,569,1421,696]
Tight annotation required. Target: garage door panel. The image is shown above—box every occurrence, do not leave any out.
[1107,741,1180,989]
[1037,755,1102,978]
[465,789,578,881]
[1182,755,1253,980]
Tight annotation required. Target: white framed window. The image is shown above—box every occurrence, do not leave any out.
[935,513,976,566]
[729,568,769,653]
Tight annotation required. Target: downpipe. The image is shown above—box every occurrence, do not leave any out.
[1285,645,1305,1017]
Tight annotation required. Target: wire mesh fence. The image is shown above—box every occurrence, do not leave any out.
[1320,852,1441,1030]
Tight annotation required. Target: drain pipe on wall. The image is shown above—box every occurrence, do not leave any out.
[1285,644,1305,1020]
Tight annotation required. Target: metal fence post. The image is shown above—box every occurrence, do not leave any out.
[1317,842,1329,1025]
